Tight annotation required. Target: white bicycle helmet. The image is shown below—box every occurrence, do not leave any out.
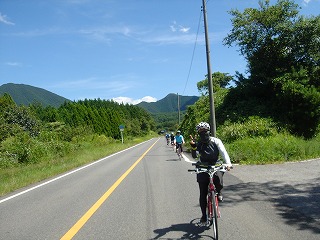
[196,122,210,132]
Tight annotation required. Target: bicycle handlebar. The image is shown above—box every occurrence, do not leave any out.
[188,162,233,174]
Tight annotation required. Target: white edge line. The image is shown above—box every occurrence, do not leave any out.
[181,153,196,164]
[0,138,156,204]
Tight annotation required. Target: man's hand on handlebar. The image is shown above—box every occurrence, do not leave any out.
[225,164,234,171]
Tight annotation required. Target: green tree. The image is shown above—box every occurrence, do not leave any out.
[0,93,16,108]
[0,94,40,141]
[224,0,300,85]
[223,0,320,137]
[197,72,233,95]
[273,67,320,137]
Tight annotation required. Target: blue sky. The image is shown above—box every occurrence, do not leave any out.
[0,0,319,104]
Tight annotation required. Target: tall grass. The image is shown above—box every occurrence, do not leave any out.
[214,116,320,164]
[227,133,320,164]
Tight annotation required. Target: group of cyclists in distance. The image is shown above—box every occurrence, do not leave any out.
[165,130,185,155]
[164,122,233,224]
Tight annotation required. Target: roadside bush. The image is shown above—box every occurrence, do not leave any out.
[91,134,113,146]
[0,121,23,142]
[3,105,41,138]
[218,116,280,143]
[60,125,93,142]
[0,132,35,164]
[48,140,76,158]
[0,130,79,167]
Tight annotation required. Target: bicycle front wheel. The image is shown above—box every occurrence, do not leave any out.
[177,146,181,160]
[211,193,218,240]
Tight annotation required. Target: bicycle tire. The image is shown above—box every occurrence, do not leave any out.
[177,145,181,160]
[211,193,219,240]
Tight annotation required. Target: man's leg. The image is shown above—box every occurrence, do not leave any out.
[214,171,225,201]
[198,181,208,222]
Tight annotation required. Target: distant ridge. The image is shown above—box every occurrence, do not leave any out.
[0,83,70,107]
[137,93,199,113]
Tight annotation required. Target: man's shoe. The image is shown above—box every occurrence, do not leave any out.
[218,194,224,202]
[200,216,207,223]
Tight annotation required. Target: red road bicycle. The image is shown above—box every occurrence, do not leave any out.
[188,163,230,240]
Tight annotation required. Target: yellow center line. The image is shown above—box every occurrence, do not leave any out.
[60,139,159,240]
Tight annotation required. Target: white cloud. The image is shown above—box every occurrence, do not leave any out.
[179,26,190,33]
[170,21,190,33]
[302,0,319,5]
[112,96,157,105]
[5,62,22,67]
[141,33,200,45]
[0,12,15,25]
[140,96,157,103]
[170,25,177,32]
[79,25,132,42]
[11,27,65,37]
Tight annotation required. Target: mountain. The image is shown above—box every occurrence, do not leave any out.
[0,83,70,107]
[137,93,199,113]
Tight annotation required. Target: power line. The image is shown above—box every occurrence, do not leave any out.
[182,8,203,96]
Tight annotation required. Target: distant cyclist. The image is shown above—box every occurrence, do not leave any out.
[165,133,170,145]
[174,130,185,153]
[190,122,232,223]
[170,132,175,145]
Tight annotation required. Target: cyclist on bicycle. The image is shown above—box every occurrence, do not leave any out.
[165,133,170,145]
[170,132,175,145]
[174,130,185,154]
[190,122,232,223]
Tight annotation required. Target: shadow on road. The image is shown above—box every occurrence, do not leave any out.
[151,219,213,240]
[224,176,320,234]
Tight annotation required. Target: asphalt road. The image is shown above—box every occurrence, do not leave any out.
[0,138,319,239]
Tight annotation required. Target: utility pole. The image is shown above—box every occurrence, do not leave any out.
[177,93,181,125]
[202,0,216,137]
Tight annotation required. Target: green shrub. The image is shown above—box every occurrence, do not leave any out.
[91,134,113,146]
[0,130,79,166]
[50,140,77,158]
[0,133,32,164]
[218,116,280,143]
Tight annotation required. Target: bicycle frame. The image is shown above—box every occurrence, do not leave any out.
[207,171,221,219]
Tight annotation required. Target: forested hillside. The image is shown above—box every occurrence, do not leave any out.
[0,93,155,165]
[137,93,198,113]
[137,93,199,132]
[0,83,70,107]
